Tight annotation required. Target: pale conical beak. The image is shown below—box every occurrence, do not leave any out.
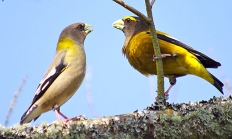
[112,19,124,30]
[84,24,93,35]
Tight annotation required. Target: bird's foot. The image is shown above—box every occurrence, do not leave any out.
[156,90,170,96]
[155,84,174,101]
[155,90,170,101]
[153,53,179,61]
[61,115,87,124]
[164,84,174,96]
[69,115,87,121]
[164,91,169,96]
[56,115,87,127]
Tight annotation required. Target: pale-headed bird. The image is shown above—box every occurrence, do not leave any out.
[20,22,92,124]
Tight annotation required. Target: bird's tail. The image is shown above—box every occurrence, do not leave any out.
[211,73,224,94]
[189,57,224,94]
[20,105,41,124]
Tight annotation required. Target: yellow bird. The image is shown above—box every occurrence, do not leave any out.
[113,16,223,95]
[20,22,93,124]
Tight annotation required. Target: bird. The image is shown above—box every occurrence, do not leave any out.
[20,22,93,124]
[112,16,223,95]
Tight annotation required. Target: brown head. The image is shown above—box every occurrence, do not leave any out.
[113,16,149,54]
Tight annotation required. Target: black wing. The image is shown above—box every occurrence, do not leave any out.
[157,33,221,68]
[20,57,67,121]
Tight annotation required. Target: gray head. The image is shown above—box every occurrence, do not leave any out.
[59,22,93,45]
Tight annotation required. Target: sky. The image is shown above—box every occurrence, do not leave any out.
[0,0,231,126]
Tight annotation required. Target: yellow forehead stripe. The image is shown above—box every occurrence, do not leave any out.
[122,16,137,21]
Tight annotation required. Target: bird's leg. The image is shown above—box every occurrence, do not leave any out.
[153,53,179,61]
[54,109,64,122]
[165,84,175,96]
[53,105,87,126]
[53,105,70,123]
[165,75,177,96]
[53,106,86,124]
[54,109,72,127]
[57,110,69,120]
[155,75,176,100]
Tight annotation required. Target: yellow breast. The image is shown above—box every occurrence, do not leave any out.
[125,31,194,76]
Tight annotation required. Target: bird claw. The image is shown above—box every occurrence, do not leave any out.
[153,53,179,61]
[155,84,173,101]
[164,91,169,96]
[57,115,87,127]
[59,115,87,123]
[69,115,88,121]
[155,90,169,100]
[164,95,169,101]
[54,109,80,126]
[171,53,179,57]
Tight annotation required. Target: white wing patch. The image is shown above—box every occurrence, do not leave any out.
[35,68,56,96]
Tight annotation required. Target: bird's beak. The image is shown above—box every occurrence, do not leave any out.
[84,24,93,35]
[112,19,124,30]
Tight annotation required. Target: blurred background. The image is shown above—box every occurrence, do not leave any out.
[0,0,231,126]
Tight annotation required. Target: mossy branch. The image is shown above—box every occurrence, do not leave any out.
[1,96,232,138]
[113,0,165,102]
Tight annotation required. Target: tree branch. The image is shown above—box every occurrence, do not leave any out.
[113,0,150,25]
[4,76,27,126]
[1,96,232,138]
[113,0,165,101]
[145,0,165,101]
[150,0,156,7]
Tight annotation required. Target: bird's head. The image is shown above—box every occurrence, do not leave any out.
[112,16,149,54]
[59,23,93,46]
[112,16,148,38]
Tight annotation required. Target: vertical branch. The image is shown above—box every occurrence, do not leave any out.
[4,76,27,126]
[113,0,165,102]
[145,0,165,102]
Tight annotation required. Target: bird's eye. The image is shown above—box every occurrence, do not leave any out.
[77,24,85,31]
[125,18,131,23]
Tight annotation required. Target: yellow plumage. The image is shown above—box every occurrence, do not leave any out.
[113,16,223,94]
